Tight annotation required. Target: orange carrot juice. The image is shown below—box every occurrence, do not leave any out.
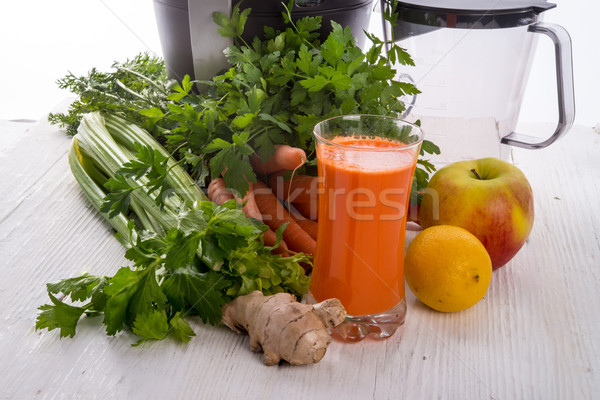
[310,136,418,316]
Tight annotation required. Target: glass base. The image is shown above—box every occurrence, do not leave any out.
[306,294,407,342]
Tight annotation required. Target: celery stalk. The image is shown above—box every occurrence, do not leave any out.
[68,137,133,242]
[77,113,180,229]
[70,112,208,240]
[104,115,207,204]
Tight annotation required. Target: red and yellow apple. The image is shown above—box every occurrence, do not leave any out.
[419,157,534,269]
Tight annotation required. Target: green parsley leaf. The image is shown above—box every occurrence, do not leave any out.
[162,268,230,325]
[203,138,233,154]
[46,273,104,302]
[258,113,291,133]
[389,44,415,66]
[101,175,133,218]
[300,75,330,92]
[382,0,400,28]
[132,309,169,345]
[296,44,313,74]
[232,113,255,129]
[176,205,209,235]
[168,312,196,343]
[253,130,276,161]
[295,15,322,35]
[36,293,86,338]
[212,4,250,39]
[127,268,167,326]
[420,139,441,156]
[163,228,203,271]
[231,131,255,156]
[139,107,165,124]
[329,72,352,90]
[222,157,255,196]
[417,158,437,173]
[119,144,166,180]
[103,267,149,335]
[321,33,345,66]
[212,11,239,39]
[117,143,175,209]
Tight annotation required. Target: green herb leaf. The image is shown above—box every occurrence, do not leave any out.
[139,107,166,124]
[420,139,441,156]
[36,293,86,338]
[101,175,134,218]
[163,229,203,271]
[212,11,239,39]
[300,75,330,92]
[258,113,291,133]
[46,274,104,302]
[132,309,169,344]
[103,267,154,335]
[168,311,196,343]
[212,4,250,39]
[118,143,174,209]
[162,268,230,325]
[321,33,345,66]
[127,268,167,326]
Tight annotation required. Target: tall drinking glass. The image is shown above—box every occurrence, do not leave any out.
[310,115,423,341]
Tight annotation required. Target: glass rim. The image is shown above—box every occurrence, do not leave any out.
[313,114,424,152]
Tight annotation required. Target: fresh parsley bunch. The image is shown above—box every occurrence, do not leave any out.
[197,1,439,199]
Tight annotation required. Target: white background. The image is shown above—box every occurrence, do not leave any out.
[0,0,597,127]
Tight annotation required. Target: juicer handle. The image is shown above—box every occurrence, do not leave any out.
[501,23,575,149]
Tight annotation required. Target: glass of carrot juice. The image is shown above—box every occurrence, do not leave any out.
[310,115,423,341]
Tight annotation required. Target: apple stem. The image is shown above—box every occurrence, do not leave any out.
[471,168,482,180]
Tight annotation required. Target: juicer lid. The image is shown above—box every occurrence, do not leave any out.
[392,0,556,29]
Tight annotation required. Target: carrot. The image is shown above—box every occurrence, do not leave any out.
[207,178,235,205]
[288,200,317,221]
[238,183,290,255]
[238,182,262,221]
[252,181,316,258]
[208,179,289,255]
[289,210,318,241]
[268,172,318,204]
[251,144,306,175]
[268,172,319,221]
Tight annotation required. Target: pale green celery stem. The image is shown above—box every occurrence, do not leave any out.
[71,138,162,235]
[129,199,165,235]
[105,134,167,235]
[76,113,180,230]
[67,138,133,242]
[103,115,208,204]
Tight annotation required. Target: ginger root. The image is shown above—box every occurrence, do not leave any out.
[221,291,346,366]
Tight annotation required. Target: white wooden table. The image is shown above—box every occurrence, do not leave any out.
[1,103,599,399]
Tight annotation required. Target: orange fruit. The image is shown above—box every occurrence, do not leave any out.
[405,225,492,312]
